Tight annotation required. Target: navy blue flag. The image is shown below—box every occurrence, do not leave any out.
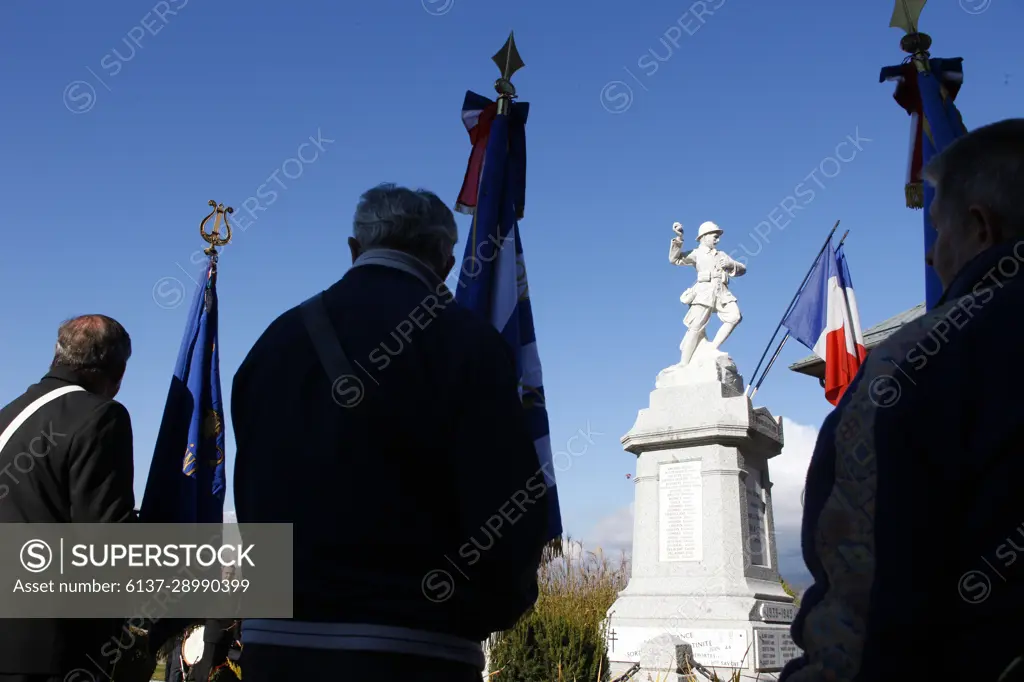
[454,91,563,544]
[140,260,227,523]
[881,56,968,308]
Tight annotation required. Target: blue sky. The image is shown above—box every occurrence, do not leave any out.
[0,0,1019,586]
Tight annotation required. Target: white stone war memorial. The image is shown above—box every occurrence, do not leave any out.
[604,221,800,681]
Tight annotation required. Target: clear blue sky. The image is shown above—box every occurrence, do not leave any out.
[0,0,1019,574]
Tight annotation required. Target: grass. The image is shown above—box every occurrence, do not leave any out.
[535,539,630,627]
[486,538,627,681]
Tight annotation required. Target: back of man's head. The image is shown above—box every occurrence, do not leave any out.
[924,118,1024,286]
[50,314,132,398]
[349,183,458,278]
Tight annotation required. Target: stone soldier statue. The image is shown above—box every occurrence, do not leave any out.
[669,221,746,367]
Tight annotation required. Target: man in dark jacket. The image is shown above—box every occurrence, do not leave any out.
[782,118,1024,682]
[233,184,550,681]
[0,315,136,682]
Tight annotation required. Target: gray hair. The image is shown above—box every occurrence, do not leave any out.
[924,118,1024,237]
[352,183,458,270]
[51,315,132,386]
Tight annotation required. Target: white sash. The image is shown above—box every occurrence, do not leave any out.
[0,385,85,456]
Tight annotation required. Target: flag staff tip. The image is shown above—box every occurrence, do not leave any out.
[889,0,932,57]
[491,31,524,114]
[199,199,233,259]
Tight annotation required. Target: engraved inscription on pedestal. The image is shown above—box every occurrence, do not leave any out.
[757,601,796,623]
[609,627,747,667]
[680,629,748,668]
[753,628,800,671]
[745,467,768,567]
[659,460,703,562]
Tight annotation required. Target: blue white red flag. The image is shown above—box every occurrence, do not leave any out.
[454,90,562,544]
[783,241,866,405]
[140,260,227,523]
[835,244,866,360]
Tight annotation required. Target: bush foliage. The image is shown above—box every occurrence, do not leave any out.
[488,540,628,682]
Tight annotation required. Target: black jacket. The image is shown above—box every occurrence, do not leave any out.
[0,367,136,675]
[782,240,1024,682]
[232,263,550,642]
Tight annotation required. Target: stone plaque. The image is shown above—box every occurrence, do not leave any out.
[610,627,748,668]
[757,601,796,623]
[679,629,748,668]
[745,467,768,567]
[659,460,702,562]
[753,627,801,671]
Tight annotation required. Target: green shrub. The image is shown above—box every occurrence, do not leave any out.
[488,539,628,682]
[780,576,800,605]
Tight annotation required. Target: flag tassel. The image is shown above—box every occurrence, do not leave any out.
[905,182,924,209]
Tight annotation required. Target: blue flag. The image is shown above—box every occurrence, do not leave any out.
[140,260,227,523]
[917,60,968,308]
[881,56,968,309]
[454,91,563,544]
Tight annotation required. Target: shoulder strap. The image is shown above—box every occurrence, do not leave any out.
[300,292,358,386]
[0,385,86,456]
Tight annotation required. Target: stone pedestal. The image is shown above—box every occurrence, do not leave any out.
[606,347,800,680]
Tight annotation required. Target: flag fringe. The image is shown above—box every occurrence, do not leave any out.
[905,182,924,209]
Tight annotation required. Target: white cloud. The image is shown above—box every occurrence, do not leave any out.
[770,418,818,534]
[582,418,819,586]
[771,418,819,587]
[585,503,634,556]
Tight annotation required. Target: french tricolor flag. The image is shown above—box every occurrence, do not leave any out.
[783,241,867,405]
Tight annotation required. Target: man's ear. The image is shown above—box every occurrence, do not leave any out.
[348,237,361,264]
[968,205,1001,248]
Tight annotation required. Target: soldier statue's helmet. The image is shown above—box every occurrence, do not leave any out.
[697,221,723,239]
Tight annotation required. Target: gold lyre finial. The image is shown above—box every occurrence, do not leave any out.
[491,31,525,115]
[199,200,233,258]
[890,0,931,62]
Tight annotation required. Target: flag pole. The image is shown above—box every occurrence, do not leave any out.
[492,33,563,555]
[748,229,850,399]
[746,220,840,395]
[140,199,231,526]
[748,335,788,400]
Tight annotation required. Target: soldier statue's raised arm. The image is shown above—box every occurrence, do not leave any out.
[669,221,746,367]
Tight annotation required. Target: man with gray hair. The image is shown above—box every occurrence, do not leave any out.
[0,314,137,681]
[782,118,1024,682]
[233,183,550,681]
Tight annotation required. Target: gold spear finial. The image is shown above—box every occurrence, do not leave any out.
[199,200,233,258]
[491,31,525,114]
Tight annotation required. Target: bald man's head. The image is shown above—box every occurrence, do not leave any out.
[50,315,132,398]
